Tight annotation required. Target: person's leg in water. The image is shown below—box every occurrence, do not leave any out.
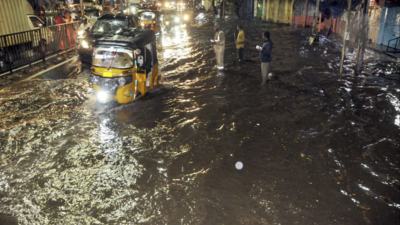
[215,50,220,68]
[261,62,270,85]
[238,48,243,62]
[218,50,224,69]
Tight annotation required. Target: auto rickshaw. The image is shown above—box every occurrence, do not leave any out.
[139,10,162,34]
[90,29,160,104]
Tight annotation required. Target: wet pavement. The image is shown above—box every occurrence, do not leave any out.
[0,13,399,224]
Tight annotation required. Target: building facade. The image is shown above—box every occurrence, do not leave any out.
[252,0,400,52]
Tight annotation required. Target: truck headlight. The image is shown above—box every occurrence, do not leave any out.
[81,40,89,49]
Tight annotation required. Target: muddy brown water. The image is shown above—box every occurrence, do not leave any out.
[0,14,399,224]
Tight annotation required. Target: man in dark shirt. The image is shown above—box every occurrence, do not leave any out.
[257,31,273,85]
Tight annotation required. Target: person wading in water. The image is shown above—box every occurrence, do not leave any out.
[210,23,225,70]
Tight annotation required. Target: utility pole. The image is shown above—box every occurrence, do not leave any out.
[80,0,85,18]
[355,0,370,74]
[340,0,352,75]
[304,0,308,27]
[309,0,320,45]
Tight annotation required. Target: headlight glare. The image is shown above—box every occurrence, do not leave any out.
[81,40,89,49]
[97,91,108,101]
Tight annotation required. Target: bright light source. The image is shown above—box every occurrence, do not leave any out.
[166,2,169,7]
[97,91,108,102]
[78,30,84,35]
[183,15,188,20]
[175,17,179,22]
[141,23,145,27]
[81,40,89,48]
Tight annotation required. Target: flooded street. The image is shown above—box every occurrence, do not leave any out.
[0,13,399,224]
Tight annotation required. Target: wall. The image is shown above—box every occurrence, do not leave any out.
[239,0,255,18]
[291,0,316,27]
[369,0,386,43]
[258,0,293,24]
[377,6,400,46]
[204,0,212,11]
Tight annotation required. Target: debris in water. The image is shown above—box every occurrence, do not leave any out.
[235,161,243,170]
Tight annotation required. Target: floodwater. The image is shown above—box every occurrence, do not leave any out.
[0,13,399,224]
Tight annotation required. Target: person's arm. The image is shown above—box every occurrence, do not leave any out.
[78,24,84,31]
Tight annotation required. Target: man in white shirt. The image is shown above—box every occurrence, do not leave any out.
[210,23,225,70]
[71,12,78,21]
[78,18,92,31]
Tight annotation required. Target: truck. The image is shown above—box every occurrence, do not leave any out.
[0,0,78,73]
[0,0,46,36]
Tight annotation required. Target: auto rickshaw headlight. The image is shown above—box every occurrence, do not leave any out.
[97,91,108,101]
[166,21,170,24]
[78,30,84,36]
[141,23,145,27]
[118,77,126,86]
[183,15,188,20]
[175,17,179,22]
[82,40,89,49]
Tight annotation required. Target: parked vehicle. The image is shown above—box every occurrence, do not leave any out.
[0,0,47,37]
[0,0,51,70]
[78,14,140,63]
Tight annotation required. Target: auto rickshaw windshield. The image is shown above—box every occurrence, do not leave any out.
[92,20,128,33]
[141,12,156,21]
[93,47,134,69]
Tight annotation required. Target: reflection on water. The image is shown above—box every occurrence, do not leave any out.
[0,14,399,224]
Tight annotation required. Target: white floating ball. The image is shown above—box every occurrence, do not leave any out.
[235,161,243,170]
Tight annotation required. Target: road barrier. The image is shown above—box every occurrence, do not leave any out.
[0,22,81,75]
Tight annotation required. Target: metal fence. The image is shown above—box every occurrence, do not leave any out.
[0,22,80,74]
